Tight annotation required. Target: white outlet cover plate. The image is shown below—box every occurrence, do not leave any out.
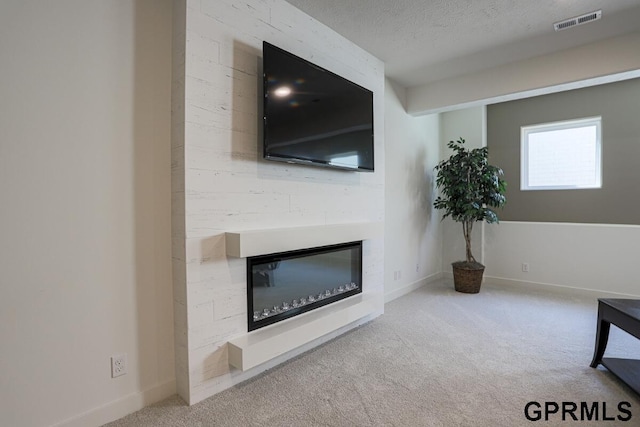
[111,354,127,378]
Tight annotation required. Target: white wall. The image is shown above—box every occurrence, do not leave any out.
[485,222,640,297]
[174,0,385,405]
[408,31,640,115]
[384,79,441,301]
[0,1,175,427]
[438,107,486,273]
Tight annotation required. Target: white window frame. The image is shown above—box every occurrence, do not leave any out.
[520,116,602,191]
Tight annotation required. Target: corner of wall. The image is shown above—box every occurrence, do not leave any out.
[171,0,190,405]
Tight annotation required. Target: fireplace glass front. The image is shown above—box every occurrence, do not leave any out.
[247,241,362,331]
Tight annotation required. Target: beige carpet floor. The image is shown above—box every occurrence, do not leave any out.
[106,280,640,426]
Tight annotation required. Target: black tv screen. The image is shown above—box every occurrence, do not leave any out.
[262,42,374,172]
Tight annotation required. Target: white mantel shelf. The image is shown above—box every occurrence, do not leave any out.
[225,222,383,258]
[228,293,381,371]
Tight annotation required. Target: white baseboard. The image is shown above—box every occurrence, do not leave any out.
[484,275,640,299]
[385,272,442,303]
[51,379,176,427]
[404,271,639,299]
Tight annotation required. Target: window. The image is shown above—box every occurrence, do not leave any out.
[521,117,602,190]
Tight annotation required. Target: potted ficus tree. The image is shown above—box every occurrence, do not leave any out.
[433,138,506,293]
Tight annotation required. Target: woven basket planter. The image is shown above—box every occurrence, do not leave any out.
[452,261,485,294]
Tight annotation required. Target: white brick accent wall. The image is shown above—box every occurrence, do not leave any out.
[172,0,385,404]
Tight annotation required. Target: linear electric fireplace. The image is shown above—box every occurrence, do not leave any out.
[247,241,362,331]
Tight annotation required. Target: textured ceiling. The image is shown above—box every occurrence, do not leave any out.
[285,0,640,88]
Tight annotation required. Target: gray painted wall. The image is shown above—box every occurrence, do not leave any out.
[487,77,640,224]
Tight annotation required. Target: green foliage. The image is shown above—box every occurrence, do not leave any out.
[433,138,506,263]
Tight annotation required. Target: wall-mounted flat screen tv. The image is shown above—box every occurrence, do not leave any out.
[262,41,374,172]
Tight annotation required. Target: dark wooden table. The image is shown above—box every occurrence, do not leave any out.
[590,298,640,395]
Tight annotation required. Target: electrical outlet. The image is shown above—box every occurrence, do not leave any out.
[111,354,127,378]
[522,263,530,273]
[416,263,419,272]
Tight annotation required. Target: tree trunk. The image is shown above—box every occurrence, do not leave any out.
[463,220,475,263]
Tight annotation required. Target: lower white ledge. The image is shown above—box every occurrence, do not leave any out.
[228,293,380,371]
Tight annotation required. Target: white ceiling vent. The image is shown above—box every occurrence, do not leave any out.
[554,10,602,31]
